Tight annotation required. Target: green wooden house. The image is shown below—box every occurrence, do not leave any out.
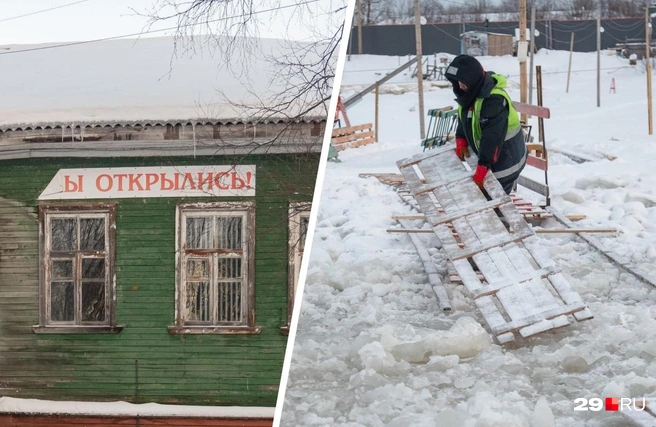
[0,36,322,424]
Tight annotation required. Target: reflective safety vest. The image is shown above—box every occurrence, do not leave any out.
[457,74,521,152]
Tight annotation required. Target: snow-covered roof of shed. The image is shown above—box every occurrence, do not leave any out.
[0,36,325,131]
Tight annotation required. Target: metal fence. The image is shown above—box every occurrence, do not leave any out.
[348,18,649,56]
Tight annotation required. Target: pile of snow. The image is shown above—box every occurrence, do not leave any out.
[0,397,273,418]
[280,50,656,426]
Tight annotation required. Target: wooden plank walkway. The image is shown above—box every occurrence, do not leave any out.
[396,145,592,343]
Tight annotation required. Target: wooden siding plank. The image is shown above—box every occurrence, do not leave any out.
[0,154,311,406]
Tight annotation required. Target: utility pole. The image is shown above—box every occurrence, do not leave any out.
[566,32,574,93]
[647,4,653,135]
[596,2,601,107]
[528,5,536,106]
[519,0,527,122]
[414,0,425,139]
[357,0,363,54]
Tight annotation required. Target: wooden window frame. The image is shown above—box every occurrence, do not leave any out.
[281,202,311,335]
[33,204,122,334]
[168,201,260,335]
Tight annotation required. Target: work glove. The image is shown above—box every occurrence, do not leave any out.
[473,164,488,189]
[455,137,470,161]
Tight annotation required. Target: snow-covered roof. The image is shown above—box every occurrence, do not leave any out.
[0,36,325,130]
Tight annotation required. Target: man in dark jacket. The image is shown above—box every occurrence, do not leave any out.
[445,54,527,195]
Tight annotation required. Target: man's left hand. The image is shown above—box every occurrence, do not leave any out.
[473,164,488,189]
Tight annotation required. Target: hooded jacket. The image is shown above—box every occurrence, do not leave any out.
[445,55,526,182]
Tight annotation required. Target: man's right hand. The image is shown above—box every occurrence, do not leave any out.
[456,138,470,161]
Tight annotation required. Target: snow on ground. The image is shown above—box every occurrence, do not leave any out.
[280,50,656,427]
[0,396,274,417]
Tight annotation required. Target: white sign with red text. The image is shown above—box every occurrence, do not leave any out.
[38,165,256,200]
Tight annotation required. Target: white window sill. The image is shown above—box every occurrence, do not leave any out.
[167,325,262,335]
[32,325,124,334]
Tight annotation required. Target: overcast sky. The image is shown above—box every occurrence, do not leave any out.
[0,0,337,45]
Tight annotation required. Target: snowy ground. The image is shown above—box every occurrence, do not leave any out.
[0,397,273,418]
[279,50,656,427]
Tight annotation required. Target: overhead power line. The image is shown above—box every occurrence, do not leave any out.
[0,0,320,56]
[0,0,93,24]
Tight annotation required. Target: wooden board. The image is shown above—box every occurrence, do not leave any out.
[333,137,376,152]
[360,173,554,223]
[397,218,451,311]
[396,146,592,343]
[332,123,376,151]
[548,207,656,289]
[332,123,372,136]
[513,101,551,118]
[622,399,656,426]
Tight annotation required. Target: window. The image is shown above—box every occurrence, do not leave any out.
[34,205,121,334]
[282,202,311,334]
[169,202,259,334]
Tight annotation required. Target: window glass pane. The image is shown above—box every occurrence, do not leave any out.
[80,218,105,251]
[186,259,209,278]
[51,218,76,251]
[185,281,211,322]
[82,258,105,279]
[216,216,242,249]
[186,217,212,249]
[299,214,310,250]
[82,282,105,322]
[218,281,241,322]
[51,260,73,279]
[51,281,74,322]
[217,258,242,279]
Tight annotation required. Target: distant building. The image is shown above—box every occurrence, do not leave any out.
[462,31,514,56]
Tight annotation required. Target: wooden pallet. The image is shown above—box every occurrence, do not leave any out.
[396,145,592,343]
[332,123,376,151]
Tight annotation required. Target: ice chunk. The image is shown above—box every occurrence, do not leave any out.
[428,316,492,358]
[301,413,335,425]
[621,216,644,233]
[391,341,429,363]
[454,377,476,389]
[426,354,460,371]
[561,190,585,204]
[435,408,467,427]
[348,369,388,388]
[358,341,398,374]
[561,356,589,374]
[391,318,490,364]
[602,381,627,399]
[531,397,554,427]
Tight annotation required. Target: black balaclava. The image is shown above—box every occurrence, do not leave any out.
[445,55,486,109]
